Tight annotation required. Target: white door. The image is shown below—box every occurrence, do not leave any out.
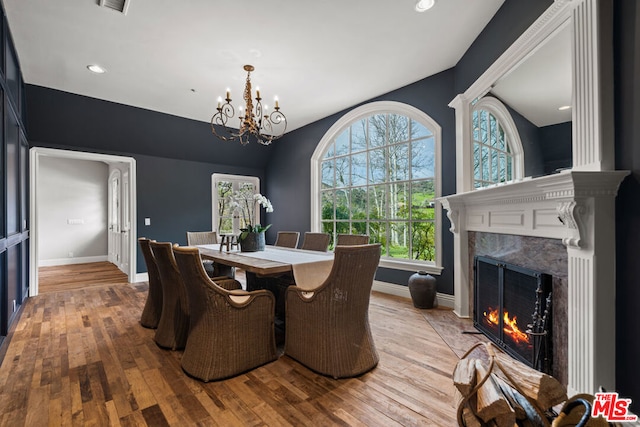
[120,171,130,273]
[108,169,122,266]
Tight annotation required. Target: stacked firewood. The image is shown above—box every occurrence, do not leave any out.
[454,343,567,427]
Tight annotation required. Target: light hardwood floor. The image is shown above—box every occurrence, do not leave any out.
[0,262,486,426]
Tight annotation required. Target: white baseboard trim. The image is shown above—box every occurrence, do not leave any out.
[39,255,109,267]
[372,280,454,309]
[135,273,149,283]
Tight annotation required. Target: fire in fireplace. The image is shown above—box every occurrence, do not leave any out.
[474,256,552,374]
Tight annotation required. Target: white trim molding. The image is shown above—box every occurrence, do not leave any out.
[30,148,138,294]
[445,0,622,396]
[39,255,109,267]
[372,280,454,309]
[440,170,628,395]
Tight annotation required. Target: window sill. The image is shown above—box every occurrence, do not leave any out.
[378,258,443,275]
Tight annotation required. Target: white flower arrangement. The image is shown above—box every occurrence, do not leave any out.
[228,187,273,237]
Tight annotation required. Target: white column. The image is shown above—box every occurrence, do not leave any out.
[571,0,614,171]
[440,199,470,318]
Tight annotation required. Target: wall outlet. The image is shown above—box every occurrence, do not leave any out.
[68,252,74,258]
[67,218,84,225]
[144,218,151,226]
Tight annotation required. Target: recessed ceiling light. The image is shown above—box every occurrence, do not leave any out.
[558,105,571,111]
[87,64,106,74]
[415,0,435,12]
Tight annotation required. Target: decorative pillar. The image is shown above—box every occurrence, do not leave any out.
[440,199,469,317]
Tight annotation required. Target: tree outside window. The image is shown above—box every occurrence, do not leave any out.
[320,113,437,262]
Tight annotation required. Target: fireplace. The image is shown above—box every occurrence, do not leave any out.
[474,255,552,374]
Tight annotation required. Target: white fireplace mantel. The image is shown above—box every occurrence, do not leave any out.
[440,170,629,396]
[443,0,628,395]
[440,171,629,249]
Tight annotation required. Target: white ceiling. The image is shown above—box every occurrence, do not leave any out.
[4,0,506,133]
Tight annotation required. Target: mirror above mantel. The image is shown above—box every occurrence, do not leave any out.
[489,21,572,176]
[449,0,615,194]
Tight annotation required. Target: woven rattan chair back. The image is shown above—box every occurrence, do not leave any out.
[138,237,163,329]
[274,231,300,248]
[300,232,330,252]
[150,241,189,350]
[186,231,235,279]
[335,234,370,246]
[285,243,381,378]
[173,245,277,381]
[186,231,218,245]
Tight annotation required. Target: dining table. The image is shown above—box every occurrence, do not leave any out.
[197,244,334,291]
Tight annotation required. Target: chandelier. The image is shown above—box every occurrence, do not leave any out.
[211,65,287,146]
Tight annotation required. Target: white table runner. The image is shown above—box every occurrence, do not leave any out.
[197,244,334,290]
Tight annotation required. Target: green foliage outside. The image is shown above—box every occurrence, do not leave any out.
[321,112,438,262]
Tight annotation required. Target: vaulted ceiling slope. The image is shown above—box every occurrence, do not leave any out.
[4,0,504,133]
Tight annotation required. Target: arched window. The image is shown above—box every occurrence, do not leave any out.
[471,97,524,188]
[311,101,442,273]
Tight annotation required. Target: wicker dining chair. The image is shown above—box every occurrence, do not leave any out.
[274,231,300,248]
[150,241,191,350]
[138,237,163,329]
[173,245,277,381]
[186,231,235,279]
[299,232,331,252]
[336,233,370,246]
[284,243,381,379]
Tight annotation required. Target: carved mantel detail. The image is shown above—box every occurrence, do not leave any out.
[556,200,587,249]
[439,199,459,234]
[439,171,628,244]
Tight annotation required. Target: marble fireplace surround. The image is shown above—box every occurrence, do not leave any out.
[468,231,568,386]
[440,170,628,396]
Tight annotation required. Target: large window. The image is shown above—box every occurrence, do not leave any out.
[471,97,523,188]
[311,102,442,272]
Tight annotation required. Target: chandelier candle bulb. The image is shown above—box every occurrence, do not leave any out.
[226,89,230,100]
[256,88,260,99]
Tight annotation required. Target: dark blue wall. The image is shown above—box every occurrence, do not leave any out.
[614,0,640,412]
[26,86,270,273]
[266,0,553,294]
[267,70,457,292]
[454,0,553,93]
[540,122,572,174]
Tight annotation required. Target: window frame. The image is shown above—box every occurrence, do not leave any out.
[211,173,260,234]
[311,101,443,274]
[471,96,524,187]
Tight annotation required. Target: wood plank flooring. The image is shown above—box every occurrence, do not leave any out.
[38,261,129,293]
[0,262,486,426]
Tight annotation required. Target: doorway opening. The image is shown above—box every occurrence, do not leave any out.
[29,148,137,295]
